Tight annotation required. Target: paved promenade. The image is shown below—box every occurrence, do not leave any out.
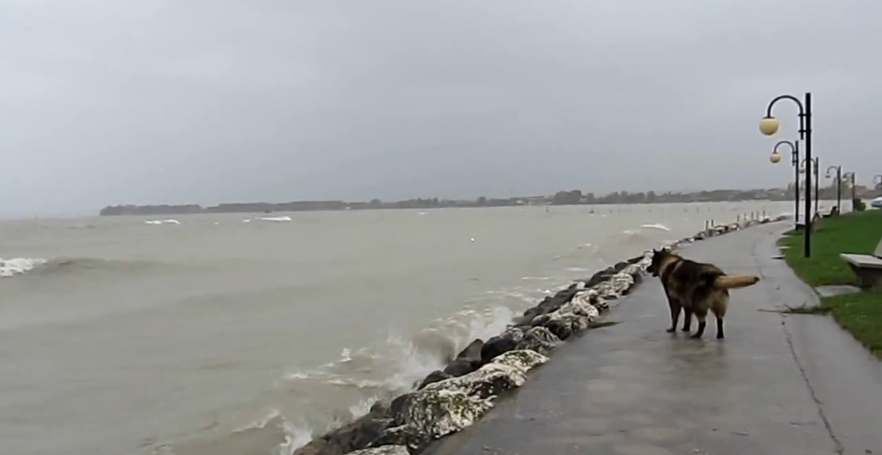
[428,222,882,455]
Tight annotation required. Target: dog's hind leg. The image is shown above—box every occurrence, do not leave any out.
[682,308,692,332]
[666,298,681,333]
[715,317,724,339]
[711,295,728,339]
[690,307,708,339]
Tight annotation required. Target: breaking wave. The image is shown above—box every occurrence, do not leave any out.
[258,216,292,222]
[140,285,557,455]
[0,257,47,277]
[0,256,174,278]
[269,302,534,454]
[195,220,691,454]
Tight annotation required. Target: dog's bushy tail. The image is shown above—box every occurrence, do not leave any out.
[711,273,761,289]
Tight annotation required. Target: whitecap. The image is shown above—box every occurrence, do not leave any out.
[144,219,180,225]
[640,223,671,231]
[0,257,47,277]
[258,216,292,222]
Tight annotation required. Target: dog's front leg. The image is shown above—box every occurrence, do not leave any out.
[682,308,693,332]
[666,298,681,333]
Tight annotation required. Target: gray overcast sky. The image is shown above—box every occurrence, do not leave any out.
[1,0,880,217]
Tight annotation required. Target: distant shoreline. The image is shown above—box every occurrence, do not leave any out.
[98,186,860,216]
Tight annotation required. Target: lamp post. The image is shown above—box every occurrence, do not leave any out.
[771,140,800,227]
[800,157,820,215]
[825,165,842,215]
[843,172,857,210]
[759,92,813,258]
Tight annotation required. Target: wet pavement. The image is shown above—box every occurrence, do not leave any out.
[427,222,882,455]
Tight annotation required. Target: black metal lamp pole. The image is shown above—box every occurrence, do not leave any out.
[801,157,820,215]
[826,165,842,214]
[773,140,799,227]
[849,171,857,204]
[760,93,813,258]
[844,172,857,208]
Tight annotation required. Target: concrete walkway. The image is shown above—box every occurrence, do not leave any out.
[428,222,882,455]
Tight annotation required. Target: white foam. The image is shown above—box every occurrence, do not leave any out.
[233,408,282,433]
[0,257,47,277]
[258,216,292,222]
[144,219,180,225]
[640,223,671,231]
[280,421,314,455]
[277,301,523,441]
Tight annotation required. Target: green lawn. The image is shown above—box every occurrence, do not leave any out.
[778,210,882,287]
[822,290,882,357]
[778,210,882,358]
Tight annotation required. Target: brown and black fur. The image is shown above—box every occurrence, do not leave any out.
[646,248,761,339]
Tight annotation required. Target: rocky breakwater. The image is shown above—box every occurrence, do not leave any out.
[293,213,788,455]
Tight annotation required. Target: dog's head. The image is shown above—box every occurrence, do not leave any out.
[647,248,671,277]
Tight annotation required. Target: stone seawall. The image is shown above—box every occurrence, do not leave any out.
[293,215,788,455]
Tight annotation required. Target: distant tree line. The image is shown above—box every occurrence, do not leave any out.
[98,183,878,217]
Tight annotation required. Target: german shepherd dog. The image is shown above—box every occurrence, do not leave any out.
[647,248,760,339]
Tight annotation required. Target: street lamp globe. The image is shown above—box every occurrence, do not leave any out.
[759,117,780,136]
[769,151,782,164]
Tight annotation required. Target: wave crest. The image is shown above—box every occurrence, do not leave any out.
[0,257,47,277]
[1,257,172,278]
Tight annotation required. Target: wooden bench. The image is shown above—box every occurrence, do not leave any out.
[840,238,882,289]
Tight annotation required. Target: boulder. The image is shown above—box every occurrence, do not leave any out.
[584,267,615,288]
[543,318,572,340]
[535,295,567,314]
[592,267,639,300]
[539,293,601,339]
[515,326,561,355]
[442,339,485,377]
[530,313,551,327]
[292,412,392,455]
[553,287,579,302]
[370,400,391,416]
[480,327,524,363]
[455,339,484,361]
[372,350,548,453]
[627,255,644,264]
[345,445,410,455]
[571,288,607,312]
[513,306,541,326]
[442,358,481,378]
[417,370,451,390]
